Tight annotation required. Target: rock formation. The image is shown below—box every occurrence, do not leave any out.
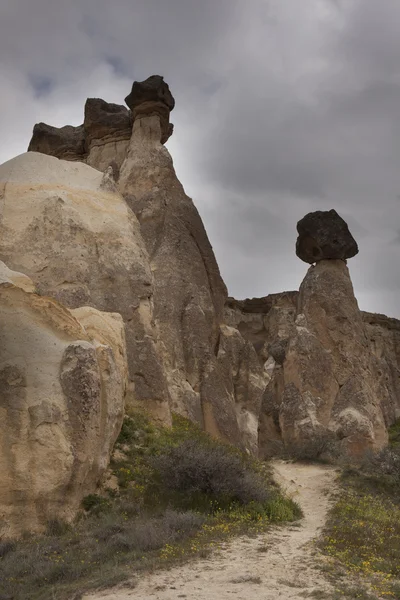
[229,211,400,457]
[2,75,400,539]
[84,99,132,172]
[124,74,174,144]
[27,123,86,161]
[281,258,387,456]
[24,75,264,453]
[0,261,127,536]
[117,75,260,447]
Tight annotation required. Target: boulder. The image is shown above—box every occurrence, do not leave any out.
[296,209,358,264]
[0,261,127,536]
[125,74,175,111]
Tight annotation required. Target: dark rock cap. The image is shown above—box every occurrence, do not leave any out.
[28,122,85,160]
[296,209,359,264]
[84,98,132,144]
[27,75,175,156]
[125,75,175,111]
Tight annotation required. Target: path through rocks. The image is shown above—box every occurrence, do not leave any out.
[84,461,339,600]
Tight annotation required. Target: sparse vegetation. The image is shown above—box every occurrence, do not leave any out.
[389,418,400,448]
[305,585,378,599]
[230,574,262,584]
[0,411,301,600]
[320,441,400,599]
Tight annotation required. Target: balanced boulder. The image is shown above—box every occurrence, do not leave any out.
[296,209,358,264]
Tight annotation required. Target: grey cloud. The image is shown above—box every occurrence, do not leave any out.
[1,0,400,316]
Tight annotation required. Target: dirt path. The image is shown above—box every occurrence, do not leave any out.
[84,461,339,600]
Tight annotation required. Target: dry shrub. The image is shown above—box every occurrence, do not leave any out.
[150,438,271,509]
[284,431,341,463]
[101,510,205,553]
[0,540,15,558]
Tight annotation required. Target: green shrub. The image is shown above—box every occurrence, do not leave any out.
[82,494,111,514]
[389,419,400,448]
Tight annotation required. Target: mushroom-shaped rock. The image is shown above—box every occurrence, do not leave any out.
[296,209,358,264]
[125,75,175,144]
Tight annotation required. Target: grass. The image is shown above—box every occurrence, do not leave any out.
[0,411,301,600]
[319,439,400,599]
[304,586,378,599]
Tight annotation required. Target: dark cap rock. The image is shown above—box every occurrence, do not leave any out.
[125,75,175,111]
[296,209,358,264]
[84,98,132,144]
[28,123,85,160]
[125,75,175,144]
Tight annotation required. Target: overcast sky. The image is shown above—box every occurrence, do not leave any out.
[1,0,400,316]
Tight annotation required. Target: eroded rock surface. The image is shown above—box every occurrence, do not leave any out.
[0,151,171,424]
[84,98,132,172]
[0,262,127,536]
[117,102,259,449]
[24,77,265,452]
[280,260,388,455]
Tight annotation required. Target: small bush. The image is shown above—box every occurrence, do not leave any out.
[0,540,15,558]
[150,438,271,510]
[285,432,341,463]
[46,519,71,536]
[389,419,400,448]
[82,493,112,514]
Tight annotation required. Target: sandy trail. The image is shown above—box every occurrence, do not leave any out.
[84,461,338,600]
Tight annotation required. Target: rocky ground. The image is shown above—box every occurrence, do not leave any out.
[84,461,339,600]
